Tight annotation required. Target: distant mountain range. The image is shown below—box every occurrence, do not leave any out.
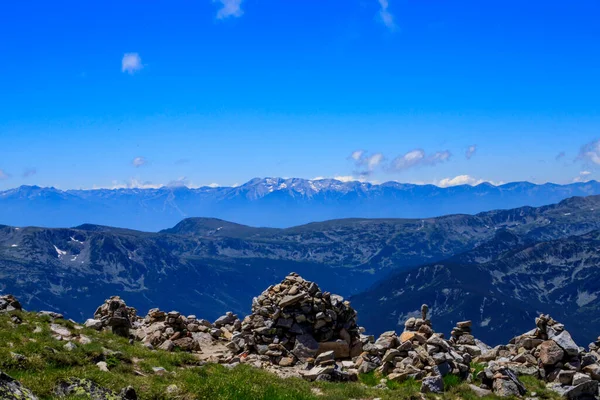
[2,194,600,345]
[1,178,600,230]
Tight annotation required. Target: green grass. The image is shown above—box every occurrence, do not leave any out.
[0,311,555,400]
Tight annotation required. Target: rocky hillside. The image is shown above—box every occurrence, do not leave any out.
[1,195,600,346]
[2,178,600,230]
[2,273,600,400]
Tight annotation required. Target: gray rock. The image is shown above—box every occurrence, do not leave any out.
[421,375,444,394]
[552,331,580,357]
[468,384,492,398]
[547,380,599,399]
[572,373,592,386]
[84,319,103,330]
[493,378,521,397]
[0,371,38,400]
[293,334,319,361]
[539,340,565,365]
[558,370,575,386]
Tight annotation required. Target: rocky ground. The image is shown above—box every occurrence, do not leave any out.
[1,273,599,399]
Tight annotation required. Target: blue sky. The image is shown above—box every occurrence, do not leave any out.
[1,0,600,190]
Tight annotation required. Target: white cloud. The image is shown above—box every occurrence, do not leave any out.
[214,0,243,19]
[334,175,358,182]
[350,150,364,161]
[578,139,600,165]
[349,150,385,175]
[573,170,593,183]
[121,53,143,74]
[206,183,220,188]
[436,175,502,188]
[378,0,395,30]
[132,157,147,168]
[391,149,451,170]
[465,144,477,160]
[106,179,163,190]
[0,169,9,180]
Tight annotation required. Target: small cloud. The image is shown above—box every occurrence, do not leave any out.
[391,149,451,171]
[573,170,593,183]
[465,145,477,160]
[206,183,220,188]
[350,150,364,161]
[334,175,358,182]
[214,0,243,19]
[0,169,9,180]
[555,151,566,161]
[22,168,37,178]
[578,139,600,165]
[377,0,396,30]
[167,177,190,187]
[108,179,163,190]
[132,157,147,168]
[121,53,143,74]
[349,150,385,176]
[435,174,502,188]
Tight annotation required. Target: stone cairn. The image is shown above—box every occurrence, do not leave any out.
[86,296,137,337]
[474,314,600,398]
[0,294,22,313]
[354,305,473,393]
[230,273,362,375]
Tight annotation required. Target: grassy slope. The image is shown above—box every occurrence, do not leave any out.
[0,311,559,400]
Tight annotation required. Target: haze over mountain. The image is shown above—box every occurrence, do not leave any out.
[2,194,600,345]
[2,178,600,231]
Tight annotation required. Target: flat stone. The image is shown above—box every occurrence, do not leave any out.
[302,366,334,381]
[279,293,306,308]
[469,384,492,398]
[317,341,350,359]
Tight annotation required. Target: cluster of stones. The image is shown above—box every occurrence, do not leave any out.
[474,314,600,398]
[230,272,363,374]
[85,296,136,337]
[352,305,473,393]
[132,308,214,352]
[0,294,22,313]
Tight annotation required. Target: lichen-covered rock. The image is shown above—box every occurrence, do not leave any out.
[0,371,38,400]
[54,378,137,399]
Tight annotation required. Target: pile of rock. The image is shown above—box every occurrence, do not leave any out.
[86,296,137,337]
[133,309,208,352]
[233,273,362,369]
[352,307,471,390]
[588,336,600,352]
[0,294,22,313]
[450,320,475,345]
[474,314,600,398]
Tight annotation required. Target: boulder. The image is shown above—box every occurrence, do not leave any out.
[54,378,137,399]
[0,371,38,400]
[421,375,444,393]
[539,340,565,365]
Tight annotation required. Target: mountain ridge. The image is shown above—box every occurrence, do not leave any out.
[2,178,600,231]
